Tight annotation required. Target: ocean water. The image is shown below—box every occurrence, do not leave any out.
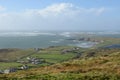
[0,31,96,49]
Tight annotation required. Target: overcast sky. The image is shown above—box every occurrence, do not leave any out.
[0,0,119,31]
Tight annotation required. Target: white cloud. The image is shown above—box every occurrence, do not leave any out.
[24,3,74,17]
[24,3,106,17]
[95,7,105,15]
[38,3,73,16]
[0,6,6,11]
[0,3,107,30]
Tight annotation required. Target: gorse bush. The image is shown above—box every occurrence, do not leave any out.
[1,73,120,80]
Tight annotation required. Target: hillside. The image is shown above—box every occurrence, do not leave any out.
[0,46,83,70]
[0,36,120,79]
[0,48,35,62]
[0,48,120,80]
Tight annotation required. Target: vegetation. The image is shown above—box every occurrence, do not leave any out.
[90,36,120,48]
[0,46,81,69]
[0,36,120,79]
[0,48,35,62]
[30,46,80,64]
[0,47,120,79]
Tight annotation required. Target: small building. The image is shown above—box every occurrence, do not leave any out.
[27,57,44,65]
[34,48,42,51]
[0,70,3,74]
[4,68,17,74]
[20,65,29,70]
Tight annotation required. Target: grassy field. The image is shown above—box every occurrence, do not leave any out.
[30,46,79,63]
[32,52,75,63]
[0,48,35,62]
[0,48,120,80]
[0,46,82,70]
[0,62,21,70]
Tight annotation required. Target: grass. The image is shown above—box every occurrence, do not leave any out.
[0,48,120,79]
[0,48,35,62]
[22,46,81,64]
[0,62,21,70]
[31,52,76,63]
[0,46,80,70]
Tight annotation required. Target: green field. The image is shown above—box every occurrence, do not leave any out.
[0,48,35,62]
[30,46,79,63]
[0,46,81,69]
[0,62,21,70]
[32,52,75,63]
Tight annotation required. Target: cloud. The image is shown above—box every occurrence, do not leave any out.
[95,7,105,16]
[38,3,73,16]
[24,3,105,17]
[0,3,107,30]
[0,6,6,11]
[24,3,74,17]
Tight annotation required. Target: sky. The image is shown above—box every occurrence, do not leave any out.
[0,0,119,31]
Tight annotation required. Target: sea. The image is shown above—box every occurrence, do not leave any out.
[0,31,96,49]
